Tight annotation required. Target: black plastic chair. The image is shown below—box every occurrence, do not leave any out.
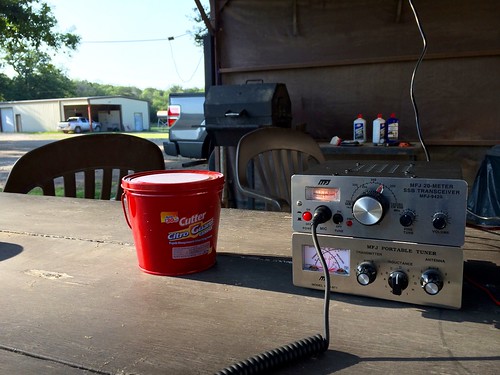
[466,145,500,227]
[235,127,325,212]
[3,133,165,200]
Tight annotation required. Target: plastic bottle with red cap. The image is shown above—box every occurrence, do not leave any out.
[372,114,386,144]
[353,114,367,143]
[386,113,399,142]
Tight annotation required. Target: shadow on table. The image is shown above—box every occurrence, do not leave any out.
[420,259,499,329]
[268,349,500,375]
[181,254,499,329]
[248,349,361,375]
[0,242,23,261]
[216,345,500,375]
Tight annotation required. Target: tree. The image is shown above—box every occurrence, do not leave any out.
[17,64,75,99]
[0,0,80,99]
[73,80,107,97]
[0,0,79,55]
[0,73,12,101]
[189,1,210,47]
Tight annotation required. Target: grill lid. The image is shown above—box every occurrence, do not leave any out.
[204,83,292,127]
[204,82,292,146]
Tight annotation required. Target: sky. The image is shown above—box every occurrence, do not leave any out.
[47,0,208,90]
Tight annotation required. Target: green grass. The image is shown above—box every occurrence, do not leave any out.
[124,131,169,139]
[27,178,121,199]
[10,129,169,140]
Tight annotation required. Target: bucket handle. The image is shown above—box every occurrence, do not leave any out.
[121,192,132,229]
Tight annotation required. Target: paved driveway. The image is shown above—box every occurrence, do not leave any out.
[0,133,207,191]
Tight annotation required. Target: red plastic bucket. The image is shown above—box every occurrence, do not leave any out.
[121,170,224,276]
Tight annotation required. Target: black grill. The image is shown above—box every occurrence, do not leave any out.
[204,83,292,146]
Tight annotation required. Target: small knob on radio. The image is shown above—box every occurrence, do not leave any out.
[356,262,377,286]
[420,269,443,295]
[432,212,448,230]
[332,213,344,224]
[352,191,388,226]
[399,210,416,227]
[388,270,409,296]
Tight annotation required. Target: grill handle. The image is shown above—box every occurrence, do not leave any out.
[224,109,247,118]
[245,79,264,84]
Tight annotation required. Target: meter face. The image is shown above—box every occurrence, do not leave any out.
[305,187,341,202]
[302,245,350,276]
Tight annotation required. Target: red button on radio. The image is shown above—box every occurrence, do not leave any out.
[302,211,313,221]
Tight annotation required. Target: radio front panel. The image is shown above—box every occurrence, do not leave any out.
[292,232,463,309]
[291,161,468,246]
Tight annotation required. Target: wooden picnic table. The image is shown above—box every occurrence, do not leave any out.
[0,193,498,374]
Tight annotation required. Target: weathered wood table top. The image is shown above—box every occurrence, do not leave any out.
[0,193,498,375]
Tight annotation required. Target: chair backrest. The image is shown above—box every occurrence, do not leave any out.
[235,127,325,211]
[3,133,165,200]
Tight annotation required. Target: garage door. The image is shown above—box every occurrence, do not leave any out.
[1,108,15,132]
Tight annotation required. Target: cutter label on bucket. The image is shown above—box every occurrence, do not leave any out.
[164,211,214,258]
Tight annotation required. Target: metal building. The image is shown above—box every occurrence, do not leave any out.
[0,96,150,133]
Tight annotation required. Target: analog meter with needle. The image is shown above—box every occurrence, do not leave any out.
[302,245,350,276]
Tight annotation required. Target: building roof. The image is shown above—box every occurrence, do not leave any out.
[0,96,149,105]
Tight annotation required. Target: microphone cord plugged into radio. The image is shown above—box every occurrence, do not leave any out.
[311,205,333,346]
[215,206,332,374]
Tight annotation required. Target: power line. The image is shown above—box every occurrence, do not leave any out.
[167,38,203,83]
[82,34,188,44]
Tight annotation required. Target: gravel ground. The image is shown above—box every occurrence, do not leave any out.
[0,133,208,191]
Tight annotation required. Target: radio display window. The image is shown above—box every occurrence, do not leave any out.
[302,245,350,276]
[305,186,340,202]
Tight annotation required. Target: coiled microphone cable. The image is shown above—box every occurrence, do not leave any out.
[216,206,333,375]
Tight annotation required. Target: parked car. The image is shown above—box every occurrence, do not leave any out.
[57,117,101,133]
[162,93,212,160]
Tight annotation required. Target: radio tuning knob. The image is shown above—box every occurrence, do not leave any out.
[356,262,377,286]
[352,191,388,226]
[432,212,448,230]
[399,210,416,227]
[420,269,444,295]
[388,270,409,296]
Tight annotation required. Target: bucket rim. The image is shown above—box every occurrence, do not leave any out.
[121,169,224,193]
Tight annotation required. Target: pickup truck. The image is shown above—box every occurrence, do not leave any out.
[162,93,210,160]
[57,117,102,133]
